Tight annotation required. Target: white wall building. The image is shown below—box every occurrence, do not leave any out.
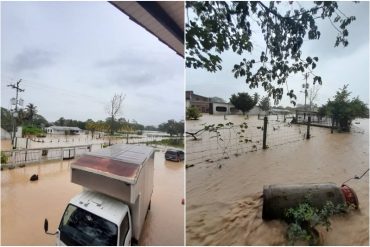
[1,128,11,140]
[45,126,82,135]
[209,102,234,115]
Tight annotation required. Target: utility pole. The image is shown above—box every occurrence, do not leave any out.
[300,73,309,120]
[303,73,308,111]
[7,79,25,149]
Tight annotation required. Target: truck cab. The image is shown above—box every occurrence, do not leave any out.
[56,190,132,246]
[44,144,154,246]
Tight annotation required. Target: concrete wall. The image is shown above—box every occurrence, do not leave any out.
[1,128,11,140]
[209,102,232,115]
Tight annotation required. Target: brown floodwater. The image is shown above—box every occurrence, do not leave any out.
[186,115,369,245]
[1,150,184,245]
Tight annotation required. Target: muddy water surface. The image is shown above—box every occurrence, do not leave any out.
[139,151,185,245]
[1,150,184,245]
[186,116,369,245]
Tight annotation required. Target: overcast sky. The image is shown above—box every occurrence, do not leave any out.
[1,1,184,126]
[186,2,369,107]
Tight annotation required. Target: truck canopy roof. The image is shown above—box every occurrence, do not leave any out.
[89,144,153,164]
[71,144,154,184]
[70,190,129,226]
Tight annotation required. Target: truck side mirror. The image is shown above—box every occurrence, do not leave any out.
[44,218,57,235]
[44,219,49,233]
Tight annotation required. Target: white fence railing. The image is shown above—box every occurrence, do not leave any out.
[2,145,92,167]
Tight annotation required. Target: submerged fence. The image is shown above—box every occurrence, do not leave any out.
[1,144,95,167]
[295,111,334,128]
[186,115,325,166]
[2,135,183,168]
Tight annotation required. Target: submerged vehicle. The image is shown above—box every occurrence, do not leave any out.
[44,144,154,246]
[164,149,184,162]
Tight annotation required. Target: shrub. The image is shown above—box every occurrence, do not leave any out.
[284,201,348,245]
[22,125,45,137]
[325,85,369,131]
[1,151,8,164]
[186,106,201,120]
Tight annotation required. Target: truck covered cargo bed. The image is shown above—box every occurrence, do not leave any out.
[71,144,155,240]
[71,144,154,205]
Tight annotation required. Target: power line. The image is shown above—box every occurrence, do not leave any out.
[3,74,107,105]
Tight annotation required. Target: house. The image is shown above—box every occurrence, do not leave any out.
[45,126,82,135]
[209,102,236,115]
[186,91,210,113]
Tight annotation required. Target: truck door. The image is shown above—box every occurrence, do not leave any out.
[119,213,132,246]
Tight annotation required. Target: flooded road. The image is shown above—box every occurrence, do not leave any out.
[186,116,369,245]
[1,150,184,245]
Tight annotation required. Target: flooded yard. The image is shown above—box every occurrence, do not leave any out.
[1,149,184,245]
[2,131,172,151]
[186,115,369,245]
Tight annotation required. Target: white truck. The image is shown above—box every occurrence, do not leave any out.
[44,144,154,246]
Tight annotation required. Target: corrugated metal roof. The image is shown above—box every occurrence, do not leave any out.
[89,144,153,165]
[71,144,153,183]
[46,126,81,131]
[110,1,184,57]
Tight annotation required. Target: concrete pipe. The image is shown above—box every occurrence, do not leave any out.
[262,183,359,220]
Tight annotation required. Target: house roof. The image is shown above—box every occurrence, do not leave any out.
[47,126,81,131]
[110,1,184,57]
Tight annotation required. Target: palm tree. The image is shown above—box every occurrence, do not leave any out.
[26,103,37,124]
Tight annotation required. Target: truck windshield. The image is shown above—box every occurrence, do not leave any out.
[59,204,118,246]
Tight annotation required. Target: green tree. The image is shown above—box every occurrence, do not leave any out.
[159,120,184,136]
[14,109,27,127]
[1,107,12,132]
[186,2,356,105]
[25,103,37,124]
[186,106,202,120]
[230,92,258,115]
[144,125,158,131]
[176,120,184,136]
[258,96,271,112]
[317,104,327,118]
[55,117,65,126]
[85,119,97,138]
[326,85,369,132]
[130,120,144,131]
[95,120,108,133]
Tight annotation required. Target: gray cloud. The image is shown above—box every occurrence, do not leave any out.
[95,49,183,87]
[1,2,183,126]
[11,48,56,72]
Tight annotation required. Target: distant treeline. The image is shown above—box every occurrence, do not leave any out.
[1,107,184,137]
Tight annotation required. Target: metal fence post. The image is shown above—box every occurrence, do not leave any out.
[263,116,268,149]
[307,116,311,139]
[331,116,334,134]
[14,137,18,149]
[25,138,29,162]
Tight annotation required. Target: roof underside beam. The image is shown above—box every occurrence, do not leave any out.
[110,1,184,57]
[137,2,183,44]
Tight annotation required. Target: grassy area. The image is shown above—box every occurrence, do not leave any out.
[146,138,184,149]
